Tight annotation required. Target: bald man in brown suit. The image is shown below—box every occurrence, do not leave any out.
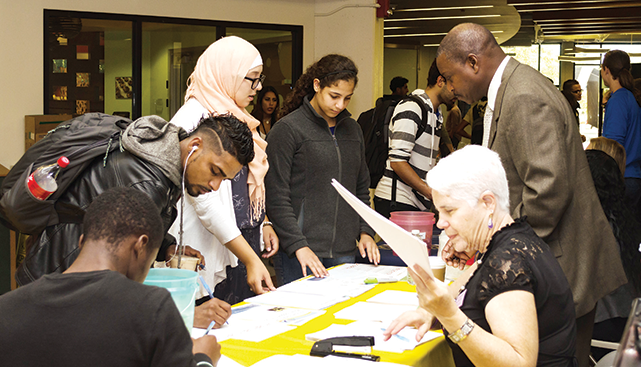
[436,23,627,367]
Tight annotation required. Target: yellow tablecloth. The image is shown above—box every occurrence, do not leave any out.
[221,281,456,366]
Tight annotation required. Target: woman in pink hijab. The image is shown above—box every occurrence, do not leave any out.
[169,36,278,319]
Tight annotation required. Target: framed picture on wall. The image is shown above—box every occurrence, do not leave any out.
[76,100,90,115]
[76,73,90,87]
[53,59,67,73]
[53,86,67,101]
[115,77,132,99]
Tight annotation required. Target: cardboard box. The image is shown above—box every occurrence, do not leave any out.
[25,114,72,151]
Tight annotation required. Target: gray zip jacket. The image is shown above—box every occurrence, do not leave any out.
[265,95,375,258]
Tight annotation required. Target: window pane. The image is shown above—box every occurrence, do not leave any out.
[502,45,538,71]
[540,44,560,85]
[47,17,132,117]
[226,27,293,115]
[141,23,220,121]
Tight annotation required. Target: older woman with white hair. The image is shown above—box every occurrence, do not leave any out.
[384,145,577,367]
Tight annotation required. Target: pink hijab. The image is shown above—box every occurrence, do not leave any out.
[184,36,268,222]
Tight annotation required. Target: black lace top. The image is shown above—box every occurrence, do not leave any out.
[445,218,577,367]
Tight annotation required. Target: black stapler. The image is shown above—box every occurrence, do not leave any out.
[310,336,380,362]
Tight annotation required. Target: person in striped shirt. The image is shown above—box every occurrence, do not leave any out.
[374,60,457,218]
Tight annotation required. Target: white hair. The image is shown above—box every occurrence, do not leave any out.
[426,145,510,212]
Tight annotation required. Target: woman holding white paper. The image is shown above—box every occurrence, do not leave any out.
[384,145,576,367]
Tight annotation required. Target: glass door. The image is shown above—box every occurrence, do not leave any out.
[46,16,133,117]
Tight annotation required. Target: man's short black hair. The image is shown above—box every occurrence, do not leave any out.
[191,114,255,166]
[427,60,442,87]
[390,76,409,93]
[81,188,164,251]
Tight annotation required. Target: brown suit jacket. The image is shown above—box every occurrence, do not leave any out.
[488,58,627,317]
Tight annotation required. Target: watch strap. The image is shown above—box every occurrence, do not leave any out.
[448,318,475,344]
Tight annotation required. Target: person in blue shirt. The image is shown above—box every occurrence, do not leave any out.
[601,49,641,223]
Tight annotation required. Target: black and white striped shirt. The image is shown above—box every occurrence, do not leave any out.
[374,89,442,209]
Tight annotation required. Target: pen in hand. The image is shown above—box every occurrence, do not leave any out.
[198,275,214,299]
[198,276,229,325]
[205,320,216,335]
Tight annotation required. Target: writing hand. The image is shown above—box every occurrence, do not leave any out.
[194,298,231,329]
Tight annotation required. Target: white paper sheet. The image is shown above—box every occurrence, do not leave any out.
[245,290,349,310]
[366,290,419,307]
[217,355,245,367]
[250,354,412,367]
[277,275,375,298]
[230,303,325,325]
[191,320,296,342]
[326,263,407,283]
[331,179,432,276]
[333,301,416,324]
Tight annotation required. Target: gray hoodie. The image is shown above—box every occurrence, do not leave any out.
[121,115,187,187]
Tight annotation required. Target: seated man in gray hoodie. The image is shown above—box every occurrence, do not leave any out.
[15,113,255,328]
[0,187,221,367]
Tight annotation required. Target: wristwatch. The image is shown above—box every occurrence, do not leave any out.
[448,318,475,344]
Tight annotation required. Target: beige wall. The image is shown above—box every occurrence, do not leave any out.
[313,0,382,117]
[0,0,323,168]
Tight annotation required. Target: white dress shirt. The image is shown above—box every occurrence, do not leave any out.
[482,56,511,147]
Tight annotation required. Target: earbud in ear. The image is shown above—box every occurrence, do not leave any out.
[190,146,198,153]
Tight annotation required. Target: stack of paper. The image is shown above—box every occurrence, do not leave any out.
[246,264,408,310]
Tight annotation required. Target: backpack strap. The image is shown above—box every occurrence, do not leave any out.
[391,95,432,211]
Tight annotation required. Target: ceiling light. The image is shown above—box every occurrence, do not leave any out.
[396,5,494,12]
[385,32,447,38]
[388,30,503,38]
[385,14,501,22]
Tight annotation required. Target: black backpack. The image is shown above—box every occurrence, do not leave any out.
[357,95,429,188]
[0,113,132,234]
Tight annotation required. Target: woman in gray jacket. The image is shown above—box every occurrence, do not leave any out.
[265,54,380,285]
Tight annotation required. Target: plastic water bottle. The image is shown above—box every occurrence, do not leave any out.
[26,156,69,200]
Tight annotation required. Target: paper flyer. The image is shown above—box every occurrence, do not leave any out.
[331,179,432,276]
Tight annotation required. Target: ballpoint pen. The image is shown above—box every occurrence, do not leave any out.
[204,320,216,335]
[198,275,229,325]
[198,275,215,299]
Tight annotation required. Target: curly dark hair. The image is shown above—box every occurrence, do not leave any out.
[586,149,641,294]
[191,114,255,166]
[280,54,358,119]
[81,187,164,251]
